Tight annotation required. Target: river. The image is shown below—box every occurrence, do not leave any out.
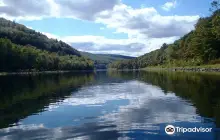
[0,71,220,140]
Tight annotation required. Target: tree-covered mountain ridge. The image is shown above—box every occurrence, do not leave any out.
[0,18,94,72]
[0,18,80,56]
[80,51,135,69]
[109,7,220,69]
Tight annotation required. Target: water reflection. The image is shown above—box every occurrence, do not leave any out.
[0,73,94,128]
[0,71,220,139]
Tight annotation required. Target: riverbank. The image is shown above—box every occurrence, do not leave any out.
[0,71,71,76]
[0,70,94,76]
[142,64,220,72]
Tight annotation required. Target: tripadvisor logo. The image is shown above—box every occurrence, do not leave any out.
[165,125,212,135]
[165,125,175,135]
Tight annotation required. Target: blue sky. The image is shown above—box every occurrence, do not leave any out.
[0,0,213,56]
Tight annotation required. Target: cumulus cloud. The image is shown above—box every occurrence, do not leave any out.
[37,34,177,56]
[0,0,119,20]
[62,3,197,55]
[0,0,200,56]
[55,0,120,20]
[69,36,145,56]
[0,0,51,20]
[36,31,179,56]
[161,0,177,11]
[61,35,146,56]
[96,4,199,38]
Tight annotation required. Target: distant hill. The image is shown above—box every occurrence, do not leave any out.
[81,52,135,69]
[0,18,80,56]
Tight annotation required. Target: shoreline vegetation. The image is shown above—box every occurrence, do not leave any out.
[142,66,220,73]
[1,64,220,76]
[142,64,220,72]
[0,70,95,76]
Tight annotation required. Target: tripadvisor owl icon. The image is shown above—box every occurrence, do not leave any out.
[165,125,175,135]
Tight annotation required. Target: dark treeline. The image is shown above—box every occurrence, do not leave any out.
[109,2,220,69]
[0,38,94,71]
[0,73,94,128]
[0,18,80,56]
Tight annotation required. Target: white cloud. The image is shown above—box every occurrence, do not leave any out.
[100,27,105,30]
[0,0,200,56]
[39,2,198,56]
[0,0,5,6]
[95,4,199,39]
[0,0,51,20]
[0,0,119,20]
[50,34,148,56]
[38,33,178,56]
[161,0,177,11]
[55,0,120,20]
[41,32,60,40]
[61,3,198,56]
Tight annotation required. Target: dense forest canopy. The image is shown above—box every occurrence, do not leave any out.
[109,2,220,69]
[0,18,94,72]
[0,18,80,56]
[0,38,94,71]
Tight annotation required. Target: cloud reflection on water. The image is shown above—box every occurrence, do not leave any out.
[0,80,208,139]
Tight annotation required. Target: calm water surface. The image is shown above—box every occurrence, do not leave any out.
[0,71,220,140]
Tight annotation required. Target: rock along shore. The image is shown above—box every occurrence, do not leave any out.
[144,67,220,72]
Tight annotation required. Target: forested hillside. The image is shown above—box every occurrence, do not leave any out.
[0,18,80,56]
[81,52,135,69]
[0,38,94,71]
[109,2,220,69]
[0,18,94,72]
